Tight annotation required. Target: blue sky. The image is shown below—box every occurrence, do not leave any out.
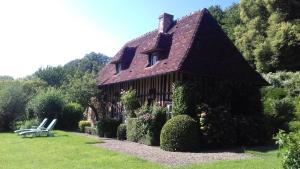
[0,0,239,78]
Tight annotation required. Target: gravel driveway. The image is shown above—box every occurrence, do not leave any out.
[78,133,252,167]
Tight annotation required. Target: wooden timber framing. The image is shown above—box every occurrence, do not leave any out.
[101,71,182,104]
[100,71,183,117]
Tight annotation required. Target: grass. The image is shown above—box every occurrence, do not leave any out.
[0,131,282,169]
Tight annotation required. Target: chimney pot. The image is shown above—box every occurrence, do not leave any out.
[158,13,174,33]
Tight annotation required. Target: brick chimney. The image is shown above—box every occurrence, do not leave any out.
[158,13,174,33]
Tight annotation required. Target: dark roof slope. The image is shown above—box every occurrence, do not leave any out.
[97,9,267,86]
[181,9,268,85]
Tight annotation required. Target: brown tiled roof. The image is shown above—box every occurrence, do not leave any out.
[97,9,267,86]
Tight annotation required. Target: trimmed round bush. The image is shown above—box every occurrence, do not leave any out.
[160,115,199,152]
[117,124,127,140]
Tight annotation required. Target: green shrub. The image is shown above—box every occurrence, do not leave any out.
[0,82,27,131]
[288,121,300,132]
[172,83,197,118]
[134,102,151,117]
[84,127,97,135]
[146,104,166,146]
[117,124,127,140]
[234,114,271,145]
[271,99,295,130]
[198,104,237,147]
[78,120,91,132]
[96,120,105,137]
[172,83,189,117]
[105,119,120,138]
[126,118,138,142]
[160,115,199,152]
[60,102,84,130]
[261,87,287,101]
[26,87,65,121]
[295,97,300,120]
[96,118,120,138]
[127,104,167,146]
[263,97,295,131]
[13,118,39,130]
[120,89,139,118]
[275,130,300,169]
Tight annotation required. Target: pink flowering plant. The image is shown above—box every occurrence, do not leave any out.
[138,113,154,123]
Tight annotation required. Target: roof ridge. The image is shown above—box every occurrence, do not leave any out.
[175,9,203,22]
[125,29,158,45]
[124,9,205,47]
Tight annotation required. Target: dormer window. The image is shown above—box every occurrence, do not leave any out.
[148,53,158,67]
[115,63,121,74]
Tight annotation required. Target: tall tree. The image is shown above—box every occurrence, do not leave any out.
[62,73,104,121]
[208,5,224,26]
[64,52,110,75]
[34,66,66,87]
[208,4,241,41]
[222,3,241,41]
[235,0,300,72]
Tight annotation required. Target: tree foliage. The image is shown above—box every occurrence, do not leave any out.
[208,3,241,41]
[209,1,300,72]
[0,52,110,131]
[64,52,110,76]
[26,87,65,120]
[34,66,66,87]
[235,0,300,72]
[0,81,27,131]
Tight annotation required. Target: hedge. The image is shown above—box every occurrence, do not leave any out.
[84,127,97,135]
[126,118,138,142]
[97,118,120,138]
[78,120,91,132]
[117,124,127,140]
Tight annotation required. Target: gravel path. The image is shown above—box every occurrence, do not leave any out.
[77,133,252,167]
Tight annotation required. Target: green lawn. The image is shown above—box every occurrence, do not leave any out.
[0,131,282,169]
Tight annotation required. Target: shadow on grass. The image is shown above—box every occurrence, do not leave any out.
[85,141,102,144]
[164,145,278,154]
[54,134,69,137]
[20,133,69,139]
[245,145,278,152]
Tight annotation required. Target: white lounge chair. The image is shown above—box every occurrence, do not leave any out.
[19,119,57,137]
[14,118,48,133]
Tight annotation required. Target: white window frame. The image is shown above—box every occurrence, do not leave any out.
[116,63,121,74]
[149,53,158,66]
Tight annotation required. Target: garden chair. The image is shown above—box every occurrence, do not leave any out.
[19,119,57,137]
[14,118,48,133]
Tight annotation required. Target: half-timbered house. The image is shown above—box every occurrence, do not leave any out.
[97,9,267,119]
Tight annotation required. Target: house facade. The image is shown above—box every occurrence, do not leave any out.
[97,9,267,119]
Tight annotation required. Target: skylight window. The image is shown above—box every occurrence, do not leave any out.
[115,63,121,74]
[148,53,158,67]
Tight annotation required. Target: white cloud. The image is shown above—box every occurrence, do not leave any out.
[0,0,121,78]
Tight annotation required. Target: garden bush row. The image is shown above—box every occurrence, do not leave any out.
[126,103,167,145]
[14,88,84,131]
